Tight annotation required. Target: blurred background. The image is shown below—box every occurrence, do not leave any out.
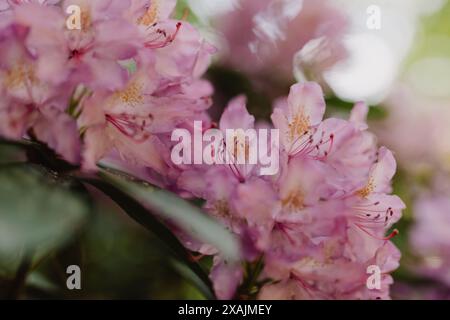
[1,0,450,299]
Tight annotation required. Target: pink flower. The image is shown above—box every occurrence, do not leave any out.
[410,195,450,287]
[271,82,326,158]
[0,1,404,301]
[0,0,59,14]
[177,100,263,234]
[125,0,177,31]
[216,0,348,80]
[217,95,258,182]
[177,96,259,188]
[376,84,450,173]
[232,178,280,250]
[210,256,243,300]
[79,55,213,172]
[0,23,38,138]
[79,88,167,173]
[392,282,450,300]
[0,97,35,139]
[14,1,141,90]
[0,0,216,168]
[345,147,404,239]
[177,81,403,300]
[0,21,80,162]
[32,106,81,163]
[125,0,215,80]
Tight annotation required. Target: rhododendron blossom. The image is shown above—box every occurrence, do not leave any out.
[177,82,403,300]
[0,0,404,301]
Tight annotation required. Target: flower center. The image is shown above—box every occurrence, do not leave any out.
[356,178,374,198]
[4,63,36,89]
[212,199,231,218]
[288,112,310,142]
[80,8,92,30]
[113,80,144,107]
[282,191,305,211]
[137,2,159,26]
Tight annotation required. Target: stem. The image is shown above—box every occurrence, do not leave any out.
[237,255,264,299]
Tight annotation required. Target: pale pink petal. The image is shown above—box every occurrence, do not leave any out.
[219,95,254,131]
[287,82,326,126]
[210,257,243,300]
[370,147,397,194]
[350,101,369,130]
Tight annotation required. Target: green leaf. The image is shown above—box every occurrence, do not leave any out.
[81,175,215,299]
[325,96,388,120]
[98,169,241,263]
[170,259,212,299]
[0,144,26,166]
[0,165,91,276]
[0,138,79,172]
[175,0,200,24]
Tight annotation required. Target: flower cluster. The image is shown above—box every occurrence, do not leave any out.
[0,0,214,172]
[0,0,404,300]
[177,82,404,299]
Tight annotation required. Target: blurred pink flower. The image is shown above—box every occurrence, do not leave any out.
[375,84,450,173]
[0,22,80,162]
[0,0,59,13]
[217,0,348,82]
[411,195,450,287]
[392,282,450,300]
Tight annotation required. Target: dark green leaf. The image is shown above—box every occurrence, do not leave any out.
[0,165,91,276]
[81,176,215,299]
[99,169,241,263]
